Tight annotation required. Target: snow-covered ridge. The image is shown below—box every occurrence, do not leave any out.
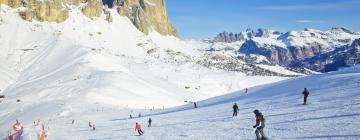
[214,28,360,49]
[208,28,360,72]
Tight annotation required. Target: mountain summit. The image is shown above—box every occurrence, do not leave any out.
[0,0,178,36]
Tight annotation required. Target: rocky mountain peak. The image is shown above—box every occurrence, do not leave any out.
[0,0,178,37]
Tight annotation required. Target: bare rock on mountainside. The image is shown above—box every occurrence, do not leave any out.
[115,0,178,36]
[0,0,178,36]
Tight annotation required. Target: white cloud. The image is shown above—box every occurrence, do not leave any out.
[295,20,323,23]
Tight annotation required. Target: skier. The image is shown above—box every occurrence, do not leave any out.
[135,122,144,136]
[88,122,92,128]
[148,118,152,127]
[302,88,310,105]
[232,103,239,117]
[194,102,197,108]
[92,125,96,131]
[245,88,248,93]
[72,120,75,124]
[253,110,267,140]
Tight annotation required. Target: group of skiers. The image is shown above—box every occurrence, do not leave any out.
[232,103,267,139]
[4,88,310,140]
[230,87,311,139]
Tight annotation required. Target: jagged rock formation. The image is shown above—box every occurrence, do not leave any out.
[210,28,360,72]
[239,39,322,65]
[0,0,22,8]
[18,0,75,23]
[115,0,178,36]
[82,0,103,18]
[0,0,178,36]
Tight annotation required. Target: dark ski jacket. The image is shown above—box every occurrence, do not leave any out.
[254,113,265,128]
[303,89,310,97]
[233,104,239,111]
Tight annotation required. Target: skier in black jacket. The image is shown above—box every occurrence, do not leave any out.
[232,103,239,117]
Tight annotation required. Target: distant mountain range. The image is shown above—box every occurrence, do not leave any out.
[207,28,360,72]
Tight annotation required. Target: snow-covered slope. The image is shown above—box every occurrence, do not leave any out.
[1,65,359,139]
[0,4,299,136]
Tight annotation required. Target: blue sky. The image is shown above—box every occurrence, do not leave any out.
[166,0,360,39]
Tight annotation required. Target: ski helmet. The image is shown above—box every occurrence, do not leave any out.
[253,110,260,114]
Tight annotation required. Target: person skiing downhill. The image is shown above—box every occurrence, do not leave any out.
[148,118,152,127]
[135,122,144,136]
[232,103,239,117]
[303,88,310,105]
[253,110,267,140]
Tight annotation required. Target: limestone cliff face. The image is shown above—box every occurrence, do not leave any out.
[0,0,22,8]
[82,0,103,18]
[20,0,70,23]
[115,0,178,36]
[0,0,178,36]
[239,40,323,65]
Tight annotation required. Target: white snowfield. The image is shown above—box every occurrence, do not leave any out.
[2,66,359,140]
[0,5,359,140]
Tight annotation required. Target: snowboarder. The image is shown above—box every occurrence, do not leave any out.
[303,88,310,105]
[233,103,239,117]
[253,110,267,140]
[148,118,152,127]
[194,102,197,108]
[135,122,144,135]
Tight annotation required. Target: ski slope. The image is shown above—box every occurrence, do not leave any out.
[65,67,360,140]
[1,67,359,139]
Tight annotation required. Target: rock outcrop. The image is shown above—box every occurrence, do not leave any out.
[18,0,77,23]
[115,0,178,36]
[82,0,103,18]
[0,0,178,36]
[0,0,22,8]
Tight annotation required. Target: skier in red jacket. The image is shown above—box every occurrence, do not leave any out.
[135,122,144,135]
[303,88,310,105]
